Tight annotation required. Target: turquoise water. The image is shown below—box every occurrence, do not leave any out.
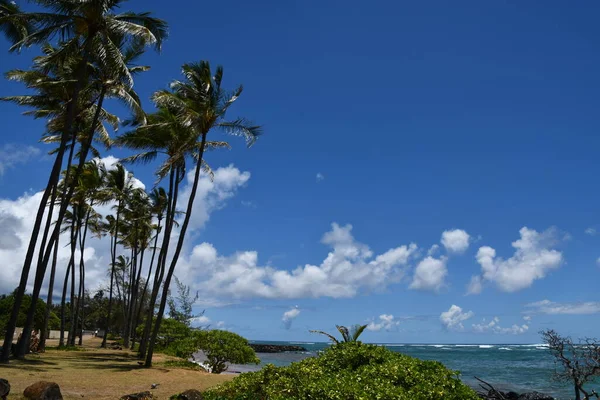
[223,341,599,399]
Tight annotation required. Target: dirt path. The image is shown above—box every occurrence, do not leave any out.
[0,337,233,399]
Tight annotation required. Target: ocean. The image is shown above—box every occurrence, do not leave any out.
[215,341,600,399]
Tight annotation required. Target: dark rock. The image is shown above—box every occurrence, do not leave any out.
[249,344,307,353]
[478,389,554,400]
[518,392,554,400]
[0,378,9,400]
[23,381,63,400]
[170,389,204,400]
[120,392,154,400]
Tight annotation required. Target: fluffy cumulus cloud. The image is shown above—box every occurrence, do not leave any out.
[282,307,301,329]
[409,256,447,292]
[472,317,528,335]
[0,157,250,296]
[316,172,325,182]
[180,223,418,300]
[471,227,563,293]
[177,164,250,232]
[525,300,600,315]
[367,314,400,332]
[0,144,40,176]
[441,229,470,254]
[440,305,474,331]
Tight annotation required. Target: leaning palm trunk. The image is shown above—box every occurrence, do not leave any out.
[0,129,70,361]
[16,85,106,357]
[39,234,59,352]
[139,169,177,359]
[145,133,208,367]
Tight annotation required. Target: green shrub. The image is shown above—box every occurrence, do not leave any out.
[204,342,479,400]
[197,330,260,374]
[164,329,259,374]
[137,317,191,351]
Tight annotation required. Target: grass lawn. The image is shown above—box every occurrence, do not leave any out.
[0,337,234,399]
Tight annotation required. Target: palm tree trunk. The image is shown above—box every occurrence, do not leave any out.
[146,133,208,367]
[16,85,106,357]
[60,213,77,347]
[0,135,69,361]
[136,222,161,355]
[74,207,91,346]
[68,211,81,346]
[139,169,176,359]
[103,196,121,347]
[39,234,59,352]
[130,246,145,350]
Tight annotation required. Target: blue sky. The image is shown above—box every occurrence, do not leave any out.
[1,0,600,344]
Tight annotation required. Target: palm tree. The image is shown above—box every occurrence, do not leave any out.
[101,163,134,348]
[142,61,261,367]
[310,324,368,344]
[0,0,166,362]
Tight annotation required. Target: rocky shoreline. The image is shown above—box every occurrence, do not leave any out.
[249,343,307,353]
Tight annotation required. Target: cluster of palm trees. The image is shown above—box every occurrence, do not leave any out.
[0,0,260,367]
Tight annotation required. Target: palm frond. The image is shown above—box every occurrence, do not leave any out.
[217,118,262,147]
[309,330,340,345]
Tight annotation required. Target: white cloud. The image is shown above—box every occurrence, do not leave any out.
[585,228,597,236]
[0,159,250,297]
[525,300,600,315]
[181,223,418,300]
[466,275,483,295]
[441,229,470,254]
[316,172,325,182]
[190,315,211,326]
[472,317,528,335]
[409,256,447,292]
[0,144,40,176]
[282,306,301,329]
[440,305,473,331]
[523,315,532,322]
[177,164,250,232]
[367,314,400,332]
[472,227,563,293]
[596,257,600,267]
[427,244,440,256]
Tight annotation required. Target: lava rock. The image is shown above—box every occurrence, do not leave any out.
[23,381,63,400]
[249,344,307,353]
[120,392,154,400]
[170,389,204,400]
[0,378,9,400]
[518,392,555,400]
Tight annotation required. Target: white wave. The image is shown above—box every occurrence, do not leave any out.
[479,345,494,349]
[455,344,479,347]
[499,347,512,351]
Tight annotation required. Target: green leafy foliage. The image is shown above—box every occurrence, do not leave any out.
[198,330,260,374]
[137,317,191,350]
[0,291,59,334]
[204,342,479,400]
[163,329,259,374]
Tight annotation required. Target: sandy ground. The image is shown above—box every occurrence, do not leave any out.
[0,337,234,399]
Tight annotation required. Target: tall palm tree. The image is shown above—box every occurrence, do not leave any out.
[142,61,261,367]
[0,0,166,362]
[101,163,134,348]
[310,324,369,344]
